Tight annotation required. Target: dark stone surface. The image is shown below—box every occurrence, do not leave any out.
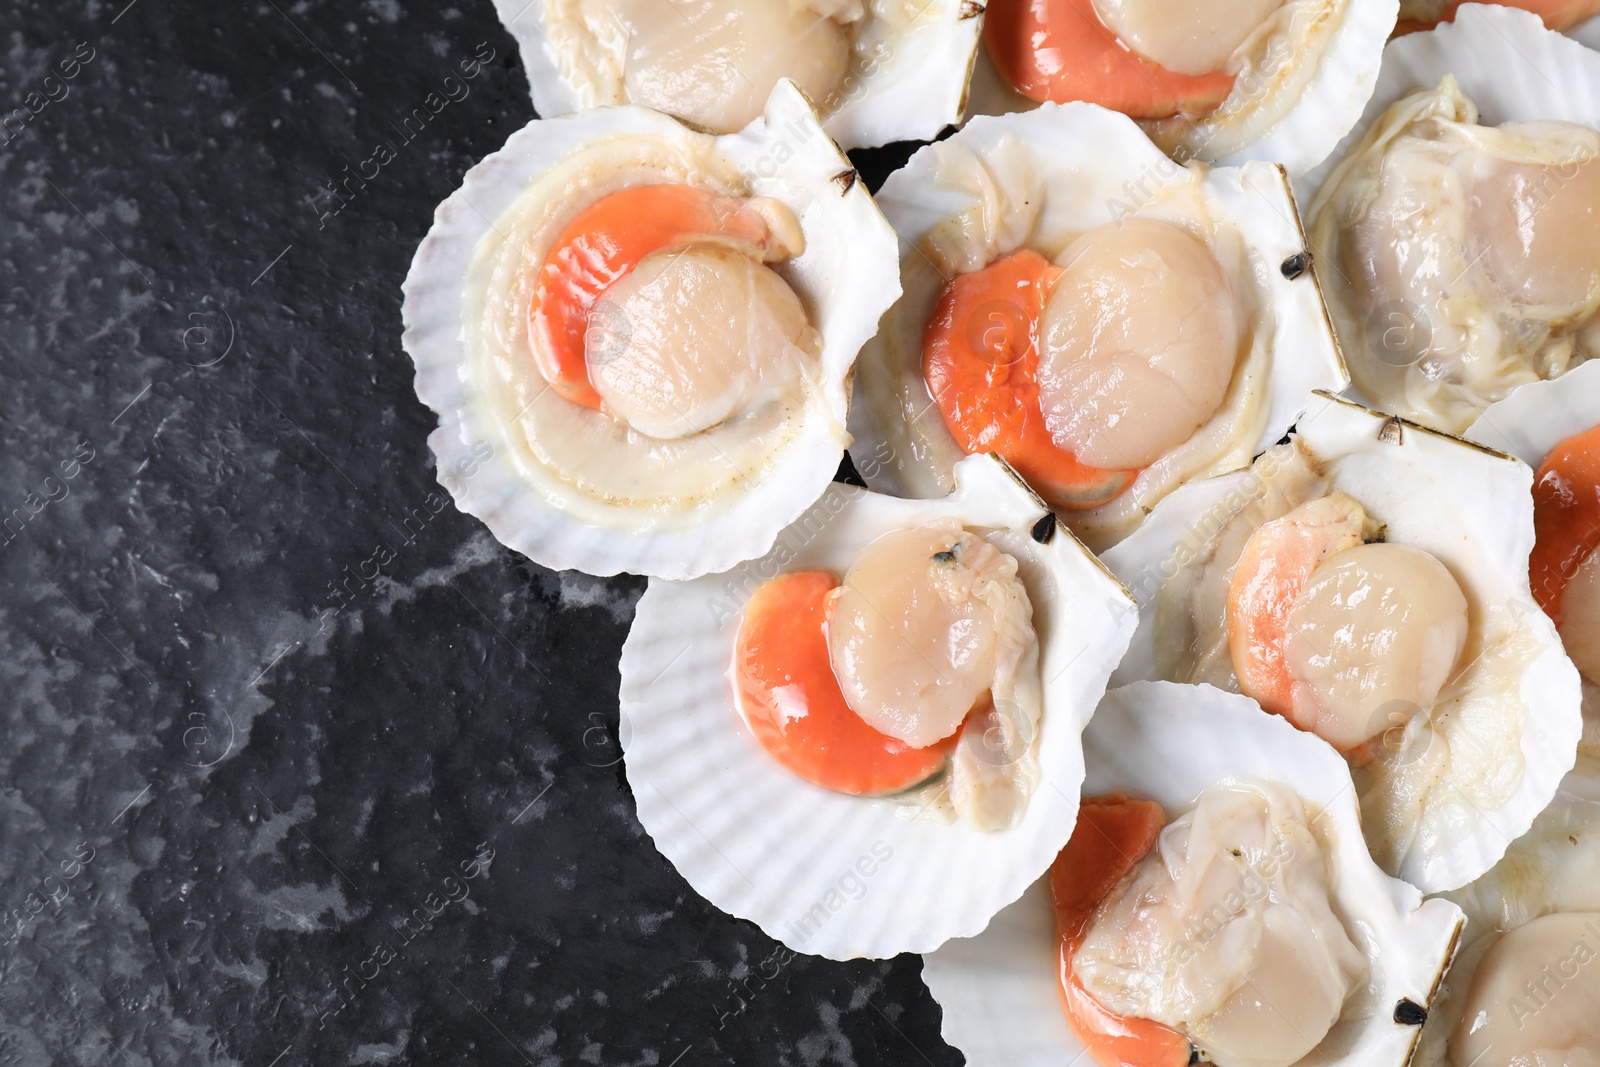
[0,2,963,1064]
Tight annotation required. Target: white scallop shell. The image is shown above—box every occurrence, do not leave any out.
[1466,354,1600,469]
[618,454,1137,960]
[846,102,1348,552]
[964,0,1397,177]
[489,0,982,151]
[402,81,900,579]
[1300,4,1600,201]
[1467,359,1600,796]
[922,680,1466,1067]
[1102,392,1584,892]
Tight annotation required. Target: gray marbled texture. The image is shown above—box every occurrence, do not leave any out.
[0,1,961,1063]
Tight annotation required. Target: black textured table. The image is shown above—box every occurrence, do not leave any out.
[0,1,959,1063]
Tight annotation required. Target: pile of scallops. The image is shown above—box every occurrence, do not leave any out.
[401,2,1600,1064]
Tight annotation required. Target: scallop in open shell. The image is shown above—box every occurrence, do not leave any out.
[1410,791,1600,1067]
[1304,5,1600,434]
[922,680,1465,1067]
[847,103,1347,553]
[1468,360,1600,796]
[490,0,983,150]
[618,455,1136,959]
[1102,393,1582,892]
[402,81,899,579]
[970,0,1398,176]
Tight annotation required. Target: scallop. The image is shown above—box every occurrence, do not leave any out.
[1095,0,1289,76]
[727,517,1040,827]
[492,0,984,151]
[1283,544,1470,747]
[1104,393,1583,892]
[402,82,900,579]
[1450,914,1600,1067]
[847,103,1347,553]
[1229,508,1473,752]
[584,244,816,440]
[1305,6,1600,433]
[1071,780,1369,1067]
[618,454,1138,959]
[829,525,1034,750]
[551,0,852,134]
[1468,358,1600,794]
[922,681,1466,1067]
[970,0,1399,175]
[1410,792,1600,1067]
[1036,218,1242,470]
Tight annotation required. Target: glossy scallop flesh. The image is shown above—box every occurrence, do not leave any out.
[1343,119,1600,351]
[501,0,983,151]
[1449,911,1600,1067]
[1036,218,1241,471]
[1284,542,1471,752]
[1471,146,1600,310]
[1092,0,1286,76]
[587,244,820,440]
[571,0,854,135]
[829,523,1033,751]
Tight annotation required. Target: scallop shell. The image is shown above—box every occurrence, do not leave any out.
[1467,359,1600,796]
[965,0,1398,177]
[1102,392,1583,892]
[617,454,1137,960]
[922,680,1466,1067]
[402,81,900,579]
[1466,353,1600,470]
[846,102,1348,552]
[489,0,982,151]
